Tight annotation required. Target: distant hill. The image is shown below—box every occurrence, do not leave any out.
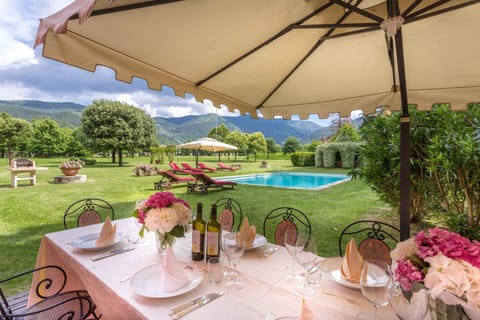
[0,99,340,144]
[0,100,84,127]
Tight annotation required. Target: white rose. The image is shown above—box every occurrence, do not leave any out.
[172,203,191,226]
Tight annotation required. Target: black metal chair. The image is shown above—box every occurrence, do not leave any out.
[214,198,243,232]
[0,265,99,320]
[64,198,115,229]
[262,207,311,246]
[338,220,400,265]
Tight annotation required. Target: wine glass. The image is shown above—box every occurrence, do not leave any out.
[284,228,302,283]
[389,280,428,320]
[359,260,390,320]
[222,232,245,290]
[294,233,318,296]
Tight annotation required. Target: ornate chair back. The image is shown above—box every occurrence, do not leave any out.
[262,207,311,246]
[0,265,98,319]
[338,220,400,265]
[63,198,115,229]
[214,197,243,232]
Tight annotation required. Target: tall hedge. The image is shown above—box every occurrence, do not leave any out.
[290,152,315,167]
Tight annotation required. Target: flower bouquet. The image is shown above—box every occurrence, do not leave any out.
[391,227,480,319]
[133,192,191,253]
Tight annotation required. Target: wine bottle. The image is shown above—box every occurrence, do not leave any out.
[192,202,206,261]
[206,204,221,262]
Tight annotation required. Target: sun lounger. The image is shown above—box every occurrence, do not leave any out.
[181,163,202,172]
[188,171,237,195]
[198,162,217,172]
[154,170,196,190]
[169,162,195,175]
[217,162,241,171]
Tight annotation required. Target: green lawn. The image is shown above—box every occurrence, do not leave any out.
[0,156,391,295]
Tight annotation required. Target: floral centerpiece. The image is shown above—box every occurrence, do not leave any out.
[133,192,191,253]
[391,227,480,319]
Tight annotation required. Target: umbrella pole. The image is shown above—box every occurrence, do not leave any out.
[395,22,411,241]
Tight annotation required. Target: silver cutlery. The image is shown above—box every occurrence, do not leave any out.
[91,247,135,261]
[257,247,278,257]
[169,292,224,319]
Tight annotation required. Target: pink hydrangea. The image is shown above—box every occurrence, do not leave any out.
[395,259,425,292]
[415,227,480,268]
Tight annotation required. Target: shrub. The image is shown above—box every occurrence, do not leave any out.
[290,152,315,167]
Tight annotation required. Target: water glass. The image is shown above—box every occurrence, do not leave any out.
[360,260,390,320]
[222,232,245,290]
[295,233,318,296]
[284,228,302,283]
[207,257,223,285]
[389,283,428,320]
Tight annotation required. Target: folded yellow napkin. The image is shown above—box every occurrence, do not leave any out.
[161,245,189,292]
[95,216,117,246]
[237,216,256,247]
[300,299,317,320]
[340,238,364,283]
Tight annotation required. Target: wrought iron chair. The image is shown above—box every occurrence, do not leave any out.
[262,207,311,246]
[214,197,243,232]
[64,198,115,229]
[0,265,99,320]
[338,220,400,265]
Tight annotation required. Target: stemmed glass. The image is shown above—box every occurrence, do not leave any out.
[359,260,390,320]
[294,233,318,296]
[222,232,245,290]
[284,228,302,283]
[389,279,428,320]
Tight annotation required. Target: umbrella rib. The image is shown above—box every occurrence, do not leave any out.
[327,0,383,23]
[256,4,364,110]
[74,0,183,19]
[404,0,453,19]
[401,0,423,17]
[293,22,379,29]
[195,2,334,87]
[405,0,480,22]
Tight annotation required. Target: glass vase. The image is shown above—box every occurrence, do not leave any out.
[429,297,469,320]
[155,230,176,256]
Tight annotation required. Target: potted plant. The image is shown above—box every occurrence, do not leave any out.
[59,159,85,176]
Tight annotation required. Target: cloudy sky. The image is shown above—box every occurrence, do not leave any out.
[0,1,360,124]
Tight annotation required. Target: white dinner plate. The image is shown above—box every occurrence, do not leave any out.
[71,232,122,251]
[131,263,203,298]
[329,269,361,290]
[226,233,267,250]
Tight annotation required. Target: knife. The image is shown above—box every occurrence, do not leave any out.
[169,292,224,319]
[91,247,135,261]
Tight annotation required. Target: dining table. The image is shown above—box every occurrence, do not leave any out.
[28,217,401,319]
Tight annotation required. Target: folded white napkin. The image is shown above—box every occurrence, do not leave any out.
[95,216,117,246]
[340,238,364,283]
[160,245,189,292]
[238,216,256,247]
[300,299,317,320]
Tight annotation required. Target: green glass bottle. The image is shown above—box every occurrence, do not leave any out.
[191,202,206,261]
[206,204,221,262]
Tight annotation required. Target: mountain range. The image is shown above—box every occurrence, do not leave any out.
[0,99,359,144]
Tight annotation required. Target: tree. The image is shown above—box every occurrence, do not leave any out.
[81,100,157,166]
[0,113,32,163]
[208,123,230,142]
[329,123,361,142]
[247,132,267,161]
[61,127,88,157]
[29,118,64,157]
[282,136,302,154]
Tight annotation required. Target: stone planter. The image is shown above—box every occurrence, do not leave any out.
[61,168,81,176]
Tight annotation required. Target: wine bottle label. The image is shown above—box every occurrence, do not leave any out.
[192,229,201,253]
[206,231,219,256]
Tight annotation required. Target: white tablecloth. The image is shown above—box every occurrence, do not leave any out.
[30,218,399,319]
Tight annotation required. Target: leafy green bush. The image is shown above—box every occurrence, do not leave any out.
[79,157,96,165]
[290,152,315,167]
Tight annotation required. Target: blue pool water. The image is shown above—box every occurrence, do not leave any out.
[221,172,350,190]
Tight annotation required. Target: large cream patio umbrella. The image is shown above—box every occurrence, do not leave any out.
[177,137,238,167]
[34,0,480,239]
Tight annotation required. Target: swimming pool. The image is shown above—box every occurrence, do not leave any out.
[221,172,350,190]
